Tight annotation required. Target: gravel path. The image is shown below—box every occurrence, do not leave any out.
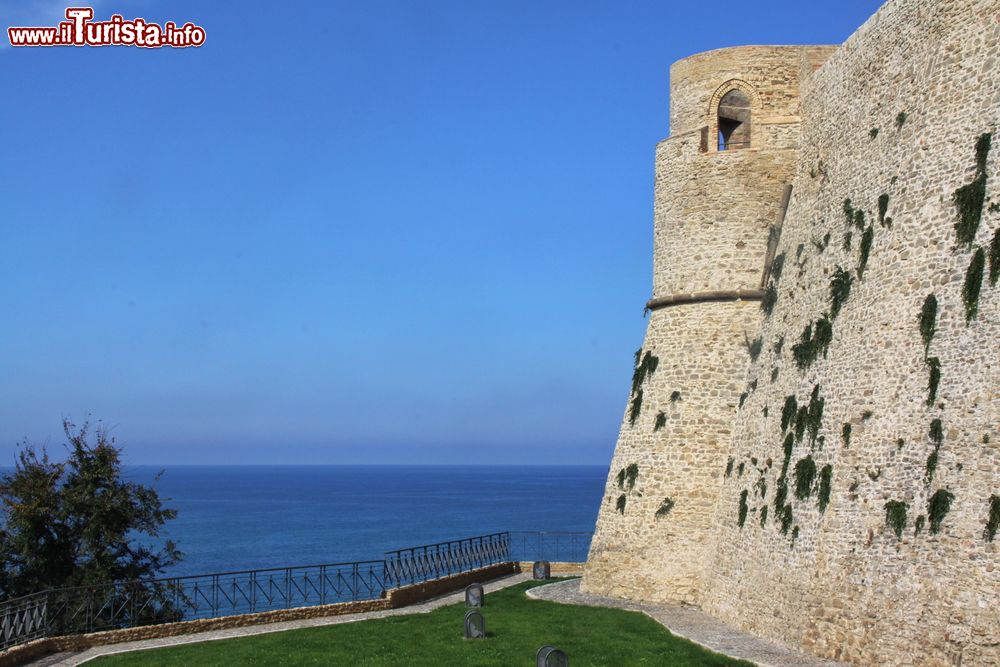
[526,578,846,667]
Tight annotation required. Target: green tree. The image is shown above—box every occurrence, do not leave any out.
[0,419,181,600]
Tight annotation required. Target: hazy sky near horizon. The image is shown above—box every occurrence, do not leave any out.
[1,0,883,465]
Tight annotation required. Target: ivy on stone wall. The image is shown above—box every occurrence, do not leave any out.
[927,489,955,534]
[761,283,778,316]
[779,503,793,535]
[925,418,944,484]
[919,294,938,355]
[857,225,874,279]
[725,457,735,478]
[738,490,749,528]
[829,267,853,319]
[781,395,798,432]
[842,423,852,448]
[746,336,763,362]
[884,500,907,539]
[962,247,985,322]
[895,111,908,129]
[631,351,659,394]
[953,132,992,248]
[926,357,941,406]
[805,385,825,445]
[670,390,682,402]
[878,194,892,228]
[655,498,675,520]
[654,412,666,432]
[792,317,833,370]
[616,463,639,490]
[818,465,833,513]
[781,433,795,479]
[869,127,879,140]
[759,505,768,527]
[616,494,627,515]
[987,227,1000,286]
[629,388,644,426]
[794,456,817,500]
[984,495,1000,542]
[771,253,786,283]
[914,515,926,536]
[628,351,660,426]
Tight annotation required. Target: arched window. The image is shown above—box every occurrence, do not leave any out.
[717,89,751,150]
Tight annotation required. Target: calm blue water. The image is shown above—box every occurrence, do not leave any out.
[125,465,606,577]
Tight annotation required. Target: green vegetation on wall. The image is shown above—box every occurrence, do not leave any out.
[919,294,938,355]
[953,132,992,247]
[984,495,1000,542]
[794,456,817,500]
[926,357,941,406]
[620,464,639,490]
[877,193,892,227]
[779,503,793,535]
[770,253,786,283]
[628,351,660,426]
[842,423,852,448]
[781,432,795,479]
[928,489,955,534]
[654,412,666,432]
[655,498,675,520]
[616,494,627,514]
[895,111,907,129]
[818,465,833,513]
[629,388,644,426]
[746,336,763,362]
[738,490,749,528]
[761,283,778,316]
[725,457,734,478]
[914,515,926,536]
[781,395,798,432]
[857,225,874,279]
[962,247,985,322]
[884,500,907,539]
[925,418,944,484]
[990,228,1000,286]
[631,351,659,395]
[792,317,833,370]
[829,266,853,319]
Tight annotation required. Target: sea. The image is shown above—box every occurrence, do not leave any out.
[124,465,607,577]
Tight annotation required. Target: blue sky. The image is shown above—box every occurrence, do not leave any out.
[0,1,883,465]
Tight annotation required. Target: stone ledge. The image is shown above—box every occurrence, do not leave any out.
[645,289,765,311]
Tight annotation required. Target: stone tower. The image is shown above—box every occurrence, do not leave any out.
[583,45,836,604]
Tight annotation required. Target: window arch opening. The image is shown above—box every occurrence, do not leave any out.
[717,89,751,150]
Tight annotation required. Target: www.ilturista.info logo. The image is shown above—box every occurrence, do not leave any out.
[7,7,205,48]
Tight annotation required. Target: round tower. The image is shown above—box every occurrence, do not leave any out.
[583,45,836,604]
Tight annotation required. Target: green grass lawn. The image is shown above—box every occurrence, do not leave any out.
[91,580,752,666]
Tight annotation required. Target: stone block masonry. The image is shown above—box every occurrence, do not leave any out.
[585,0,1000,665]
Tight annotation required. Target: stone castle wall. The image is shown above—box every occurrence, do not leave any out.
[702,0,1000,664]
[585,45,832,604]
[586,0,1000,664]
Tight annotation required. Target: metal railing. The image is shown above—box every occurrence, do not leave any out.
[0,530,592,652]
[509,531,591,563]
[384,532,511,587]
